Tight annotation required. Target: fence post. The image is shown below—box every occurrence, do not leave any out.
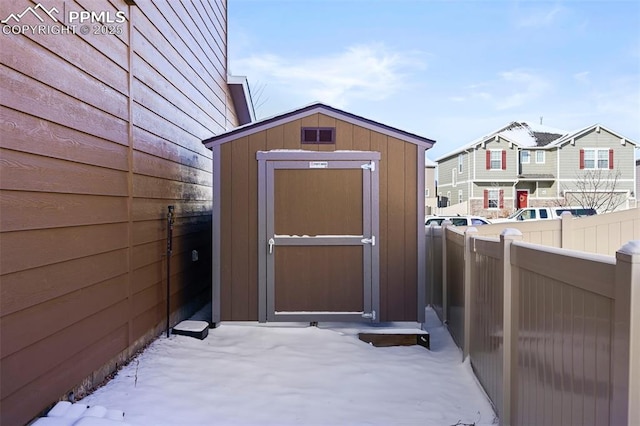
[441,220,452,324]
[463,226,478,359]
[501,228,523,426]
[560,211,574,249]
[611,240,640,426]
[428,223,436,307]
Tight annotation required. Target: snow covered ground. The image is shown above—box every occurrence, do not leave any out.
[70,307,496,426]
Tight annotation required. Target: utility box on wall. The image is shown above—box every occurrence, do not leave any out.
[202,103,436,324]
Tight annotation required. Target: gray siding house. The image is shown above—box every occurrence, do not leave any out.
[425,158,437,215]
[436,122,638,217]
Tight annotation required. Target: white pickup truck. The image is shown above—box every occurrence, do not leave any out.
[505,206,597,221]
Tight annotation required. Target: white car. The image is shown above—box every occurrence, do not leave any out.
[425,215,491,227]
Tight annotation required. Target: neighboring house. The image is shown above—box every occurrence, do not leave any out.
[436,122,638,217]
[425,158,437,215]
[636,159,640,201]
[0,1,252,424]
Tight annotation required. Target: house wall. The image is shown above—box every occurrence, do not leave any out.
[473,137,518,181]
[425,165,437,214]
[518,148,557,176]
[636,159,640,198]
[437,153,466,206]
[0,1,234,424]
[556,128,636,194]
[219,113,420,322]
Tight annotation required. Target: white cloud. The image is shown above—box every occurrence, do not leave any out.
[495,70,551,110]
[451,69,551,110]
[232,43,426,112]
[515,4,566,28]
[573,71,591,84]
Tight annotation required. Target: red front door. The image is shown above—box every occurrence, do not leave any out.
[517,190,528,208]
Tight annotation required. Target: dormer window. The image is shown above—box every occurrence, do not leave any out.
[301,127,335,144]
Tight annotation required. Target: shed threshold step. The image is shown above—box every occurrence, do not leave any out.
[358,332,430,349]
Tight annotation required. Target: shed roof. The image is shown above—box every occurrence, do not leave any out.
[202,102,436,149]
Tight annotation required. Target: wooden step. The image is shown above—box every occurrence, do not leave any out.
[172,320,209,340]
[358,332,429,349]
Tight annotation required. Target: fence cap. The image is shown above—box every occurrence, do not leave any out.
[500,228,523,237]
[619,240,640,255]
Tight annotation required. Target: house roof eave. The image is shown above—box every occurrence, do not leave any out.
[227,75,256,126]
[552,123,639,147]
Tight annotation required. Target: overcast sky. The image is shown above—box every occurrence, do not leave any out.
[228,0,640,160]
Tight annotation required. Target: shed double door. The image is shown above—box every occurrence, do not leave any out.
[258,151,380,322]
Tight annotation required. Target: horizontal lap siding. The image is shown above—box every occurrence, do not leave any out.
[220,117,418,321]
[0,1,232,424]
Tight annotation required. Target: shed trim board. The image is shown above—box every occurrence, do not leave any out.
[205,104,435,324]
[203,103,436,149]
[259,151,380,322]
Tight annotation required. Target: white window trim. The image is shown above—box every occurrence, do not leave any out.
[458,189,463,204]
[489,149,503,170]
[584,148,609,170]
[536,151,545,164]
[458,154,463,174]
[488,189,500,209]
[452,169,457,187]
[521,150,530,164]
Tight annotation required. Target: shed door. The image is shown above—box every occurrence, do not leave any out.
[259,152,379,322]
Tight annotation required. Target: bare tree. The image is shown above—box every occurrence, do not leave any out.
[250,80,269,117]
[560,169,627,213]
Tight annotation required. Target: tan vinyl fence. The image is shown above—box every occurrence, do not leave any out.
[426,222,640,425]
[470,207,640,256]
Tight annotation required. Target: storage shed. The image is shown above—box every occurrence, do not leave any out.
[202,103,435,324]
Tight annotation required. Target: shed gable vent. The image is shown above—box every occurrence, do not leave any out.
[301,127,335,144]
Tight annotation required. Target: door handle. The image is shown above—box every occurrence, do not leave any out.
[268,238,275,254]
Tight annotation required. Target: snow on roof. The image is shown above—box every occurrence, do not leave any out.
[500,121,567,147]
[436,121,567,161]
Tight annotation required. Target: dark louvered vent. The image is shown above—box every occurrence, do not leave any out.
[301,127,335,144]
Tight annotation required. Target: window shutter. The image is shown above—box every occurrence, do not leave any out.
[499,190,504,209]
[483,190,488,208]
[501,150,507,170]
[579,149,585,169]
[486,151,490,170]
[609,149,614,169]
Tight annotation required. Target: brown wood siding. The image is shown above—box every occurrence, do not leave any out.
[0,1,233,424]
[219,115,419,322]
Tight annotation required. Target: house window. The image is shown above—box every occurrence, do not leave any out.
[458,154,463,173]
[301,127,335,144]
[581,148,613,170]
[486,150,506,170]
[458,190,463,204]
[521,150,530,164]
[452,169,456,187]
[425,188,430,197]
[488,190,499,208]
[536,151,545,164]
[484,189,504,209]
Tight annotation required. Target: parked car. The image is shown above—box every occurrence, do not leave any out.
[505,206,597,221]
[425,215,491,226]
